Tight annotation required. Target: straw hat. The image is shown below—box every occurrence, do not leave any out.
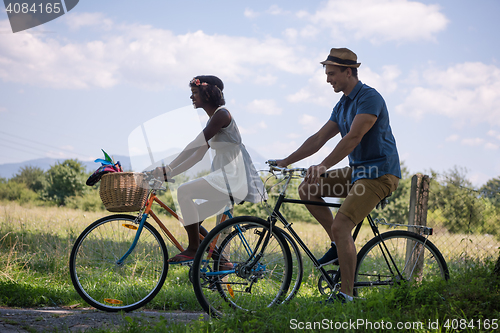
[320,48,361,68]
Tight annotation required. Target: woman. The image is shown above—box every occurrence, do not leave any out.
[154,75,265,263]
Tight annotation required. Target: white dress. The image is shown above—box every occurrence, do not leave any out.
[202,107,266,204]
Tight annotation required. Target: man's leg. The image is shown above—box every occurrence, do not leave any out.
[298,167,351,242]
[298,182,335,241]
[331,212,356,296]
[333,174,400,297]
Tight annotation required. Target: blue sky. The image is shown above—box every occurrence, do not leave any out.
[1,0,499,187]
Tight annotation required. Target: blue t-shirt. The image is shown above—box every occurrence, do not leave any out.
[329,81,401,183]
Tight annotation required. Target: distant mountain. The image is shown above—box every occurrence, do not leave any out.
[0,148,268,179]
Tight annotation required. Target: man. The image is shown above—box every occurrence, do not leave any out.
[276,47,401,303]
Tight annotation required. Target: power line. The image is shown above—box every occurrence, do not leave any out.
[0,130,90,159]
[0,142,47,158]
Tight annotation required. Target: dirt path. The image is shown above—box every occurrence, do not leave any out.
[0,307,207,332]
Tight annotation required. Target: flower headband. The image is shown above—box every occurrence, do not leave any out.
[190,78,208,86]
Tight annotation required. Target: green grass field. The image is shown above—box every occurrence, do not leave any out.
[1,201,499,332]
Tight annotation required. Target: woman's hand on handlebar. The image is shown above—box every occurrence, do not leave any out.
[274,159,288,168]
[146,167,174,183]
[151,167,165,180]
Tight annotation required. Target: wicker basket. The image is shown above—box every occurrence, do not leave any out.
[99,172,148,212]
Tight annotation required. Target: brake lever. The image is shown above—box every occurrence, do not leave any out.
[143,170,175,184]
[266,159,277,167]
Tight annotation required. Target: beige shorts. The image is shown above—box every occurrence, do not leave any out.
[319,167,399,224]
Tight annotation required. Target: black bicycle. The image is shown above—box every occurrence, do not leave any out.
[191,162,449,317]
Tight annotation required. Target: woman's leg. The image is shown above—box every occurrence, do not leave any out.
[170,178,230,262]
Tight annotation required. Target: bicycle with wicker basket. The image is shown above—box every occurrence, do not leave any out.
[69,171,232,312]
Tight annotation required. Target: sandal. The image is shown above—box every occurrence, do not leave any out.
[168,254,194,265]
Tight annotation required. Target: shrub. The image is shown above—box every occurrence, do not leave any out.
[44,159,88,205]
[0,181,39,204]
[11,166,46,193]
[66,191,105,212]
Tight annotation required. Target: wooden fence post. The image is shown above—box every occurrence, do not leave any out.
[405,174,430,279]
[408,174,430,232]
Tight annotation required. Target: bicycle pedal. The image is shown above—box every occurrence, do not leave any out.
[175,261,193,267]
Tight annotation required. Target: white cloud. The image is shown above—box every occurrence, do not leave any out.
[461,138,484,146]
[446,136,498,151]
[487,130,500,141]
[445,134,459,142]
[64,12,113,30]
[287,68,339,107]
[287,132,301,139]
[396,62,500,126]
[468,172,491,188]
[253,74,278,86]
[238,120,269,135]
[266,5,287,16]
[302,0,448,43]
[244,8,259,19]
[485,142,499,150]
[245,5,289,17]
[0,15,314,90]
[360,65,401,94]
[0,106,6,113]
[283,28,298,42]
[299,25,320,39]
[288,65,399,106]
[247,99,282,115]
[300,114,323,132]
[256,140,298,159]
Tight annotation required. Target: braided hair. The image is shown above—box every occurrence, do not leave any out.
[189,75,225,107]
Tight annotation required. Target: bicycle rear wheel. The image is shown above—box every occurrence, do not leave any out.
[192,216,293,317]
[69,214,168,312]
[354,230,449,297]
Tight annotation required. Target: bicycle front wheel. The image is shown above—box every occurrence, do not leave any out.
[192,216,293,317]
[69,214,168,312]
[354,230,449,297]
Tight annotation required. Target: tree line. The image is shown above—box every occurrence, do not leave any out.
[1,159,499,239]
[0,159,88,206]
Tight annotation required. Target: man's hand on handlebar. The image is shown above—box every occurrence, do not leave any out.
[305,164,328,184]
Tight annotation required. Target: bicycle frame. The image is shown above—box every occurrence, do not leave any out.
[192,165,448,318]
[221,169,412,293]
[117,187,231,265]
[274,187,420,291]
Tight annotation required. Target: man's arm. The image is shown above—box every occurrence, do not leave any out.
[305,113,377,183]
[277,120,340,167]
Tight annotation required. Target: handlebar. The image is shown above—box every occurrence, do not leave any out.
[142,169,175,183]
[141,170,175,191]
[266,160,308,176]
[266,160,330,178]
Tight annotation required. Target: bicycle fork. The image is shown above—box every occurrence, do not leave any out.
[115,213,148,266]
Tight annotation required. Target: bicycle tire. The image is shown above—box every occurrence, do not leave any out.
[280,229,303,303]
[354,230,449,297]
[69,214,168,312]
[192,216,293,317]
